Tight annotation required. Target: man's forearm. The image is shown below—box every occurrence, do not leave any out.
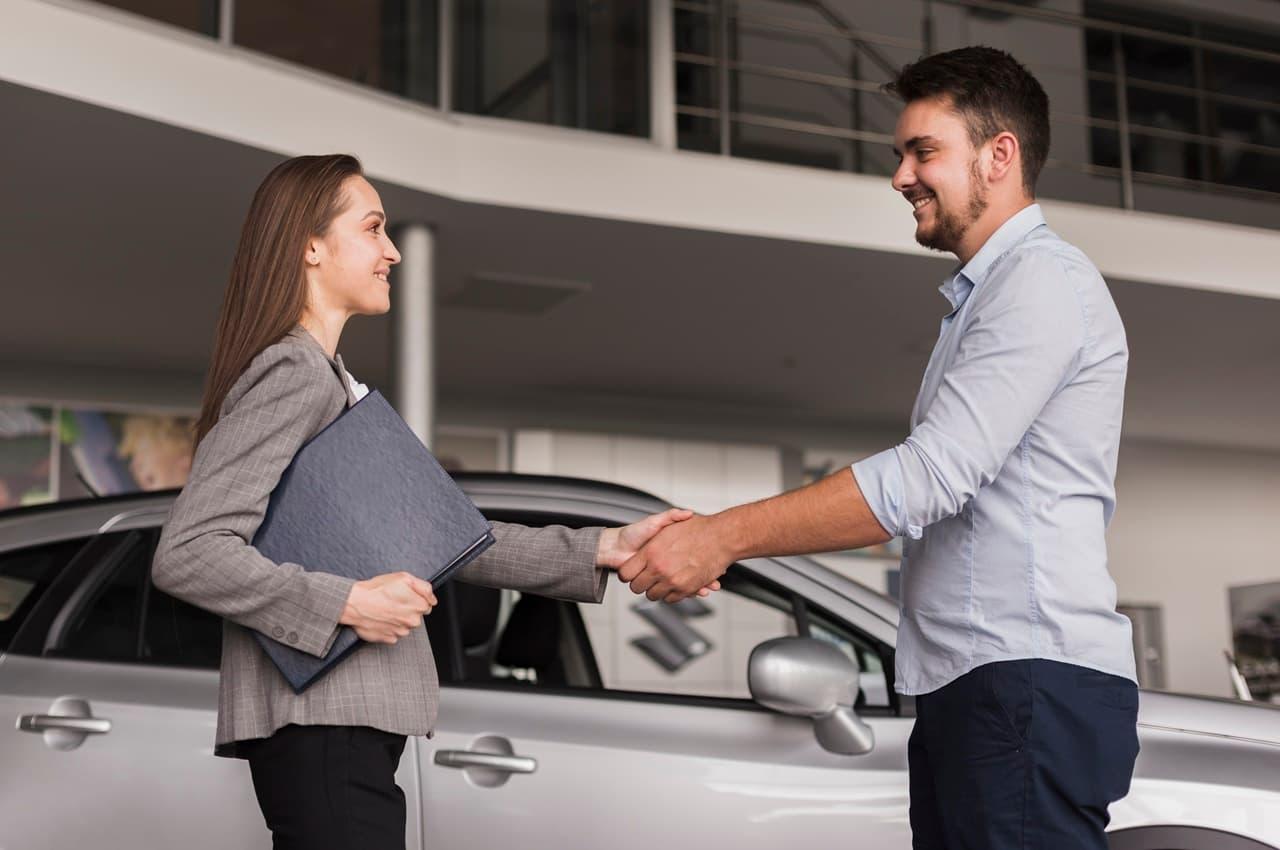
[715,467,892,560]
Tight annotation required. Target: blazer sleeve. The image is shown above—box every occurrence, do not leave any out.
[457,521,608,603]
[152,344,355,658]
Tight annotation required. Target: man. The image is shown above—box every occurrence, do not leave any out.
[620,46,1139,850]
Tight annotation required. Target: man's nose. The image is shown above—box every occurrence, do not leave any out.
[892,160,914,193]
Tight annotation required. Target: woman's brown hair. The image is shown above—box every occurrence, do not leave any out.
[193,154,364,446]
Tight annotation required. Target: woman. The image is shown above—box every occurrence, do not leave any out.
[151,154,713,850]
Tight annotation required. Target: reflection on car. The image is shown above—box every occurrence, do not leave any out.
[2,475,1279,850]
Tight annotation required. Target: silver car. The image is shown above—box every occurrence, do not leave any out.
[2,475,1278,849]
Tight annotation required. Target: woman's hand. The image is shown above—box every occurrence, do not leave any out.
[596,509,722,598]
[340,572,437,644]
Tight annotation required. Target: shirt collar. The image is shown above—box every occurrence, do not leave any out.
[938,203,1046,312]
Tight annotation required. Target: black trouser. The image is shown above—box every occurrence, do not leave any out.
[909,659,1140,850]
[243,724,408,850]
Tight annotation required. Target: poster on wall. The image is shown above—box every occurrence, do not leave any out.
[59,410,196,498]
[0,404,55,510]
[1229,580,1280,702]
[0,402,196,507]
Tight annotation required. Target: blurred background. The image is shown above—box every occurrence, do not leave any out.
[2,0,1278,701]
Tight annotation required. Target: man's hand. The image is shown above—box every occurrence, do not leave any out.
[617,514,734,603]
[340,571,438,644]
[597,508,721,598]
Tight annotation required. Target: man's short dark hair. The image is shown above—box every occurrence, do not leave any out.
[885,46,1050,196]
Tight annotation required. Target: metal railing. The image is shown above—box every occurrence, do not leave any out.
[93,0,1280,212]
[673,0,1280,210]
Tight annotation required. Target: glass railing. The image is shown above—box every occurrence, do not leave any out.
[673,0,1280,217]
[87,0,1280,218]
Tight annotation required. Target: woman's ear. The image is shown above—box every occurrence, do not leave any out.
[304,236,324,267]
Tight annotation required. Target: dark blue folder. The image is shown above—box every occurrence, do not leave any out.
[251,390,495,693]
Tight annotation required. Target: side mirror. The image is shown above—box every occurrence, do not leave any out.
[748,636,875,756]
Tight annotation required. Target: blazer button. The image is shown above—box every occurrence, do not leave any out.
[287,631,299,644]
[272,626,285,639]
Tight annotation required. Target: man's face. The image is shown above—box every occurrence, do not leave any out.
[892,97,990,255]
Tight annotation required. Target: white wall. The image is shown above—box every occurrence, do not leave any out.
[1108,440,1280,698]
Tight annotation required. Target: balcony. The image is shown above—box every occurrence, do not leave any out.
[77,0,1280,230]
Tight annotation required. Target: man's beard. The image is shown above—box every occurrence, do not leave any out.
[916,158,989,254]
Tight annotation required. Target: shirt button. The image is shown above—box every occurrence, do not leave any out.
[272,626,285,639]
[287,631,299,644]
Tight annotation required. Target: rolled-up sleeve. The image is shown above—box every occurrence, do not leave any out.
[854,252,1086,537]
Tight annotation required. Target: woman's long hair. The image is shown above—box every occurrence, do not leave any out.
[194,154,364,446]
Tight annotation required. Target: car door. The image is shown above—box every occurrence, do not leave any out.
[0,524,267,850]
[418,517,914,849]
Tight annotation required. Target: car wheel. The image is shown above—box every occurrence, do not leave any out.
[1109,825,1278,850]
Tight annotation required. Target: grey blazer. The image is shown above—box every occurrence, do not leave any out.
[152,326,606,757]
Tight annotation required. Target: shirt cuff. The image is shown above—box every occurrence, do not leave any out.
[851,448,922,540]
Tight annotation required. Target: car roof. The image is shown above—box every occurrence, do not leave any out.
[0,473,900,629]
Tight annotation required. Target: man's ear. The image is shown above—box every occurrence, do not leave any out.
[987,130,1021,187]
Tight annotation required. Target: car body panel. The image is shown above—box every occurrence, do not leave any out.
[1,478,1278,849]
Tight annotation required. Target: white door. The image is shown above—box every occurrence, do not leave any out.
[0,529,266,850]
[418,567,913,849]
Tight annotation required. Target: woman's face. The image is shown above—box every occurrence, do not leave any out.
[306,176,401,317]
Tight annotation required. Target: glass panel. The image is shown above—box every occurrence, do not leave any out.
[1204,51,1280,111]
[676,60,718,110]
[1211,106,1280,194]
[1088,79,1118,123]
[579,568,798,700]
[0,537,91,652]
[1120,35,1194,88]
[674,6,715,59]
[235,0,439,107]
[1089,125,1121,171]
[52,533,152,664]
[676,111,720,154]
[91,0,219,36]
[732,120,854,171]
[1084,28,1116,76]
[1127,90,1202,181]
[143,586,222,669]
[454,0,649,137]
[807,607,892,709]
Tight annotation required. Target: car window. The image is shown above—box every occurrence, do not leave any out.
[581,568,798,700]
[0,535,93,652]
[806,605,893,709]
[48,530,222,670]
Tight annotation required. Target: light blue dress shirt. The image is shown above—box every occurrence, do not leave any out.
[853,204,1137,696]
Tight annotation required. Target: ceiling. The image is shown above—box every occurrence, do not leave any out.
[4,79,1278,453]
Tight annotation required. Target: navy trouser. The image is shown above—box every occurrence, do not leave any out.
[244,724,408,850]
[909,659,1140,850]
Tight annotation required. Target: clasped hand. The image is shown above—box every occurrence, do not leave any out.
[341,572,437,644]
[612,512,732,604]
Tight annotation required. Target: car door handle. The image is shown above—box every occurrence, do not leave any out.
[434,750,537,774]
[18,714,112,735]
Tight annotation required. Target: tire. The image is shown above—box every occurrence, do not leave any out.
[1109,825,1278,850]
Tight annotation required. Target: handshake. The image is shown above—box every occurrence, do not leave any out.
[596,508,734,604]
[342,506,736,645]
